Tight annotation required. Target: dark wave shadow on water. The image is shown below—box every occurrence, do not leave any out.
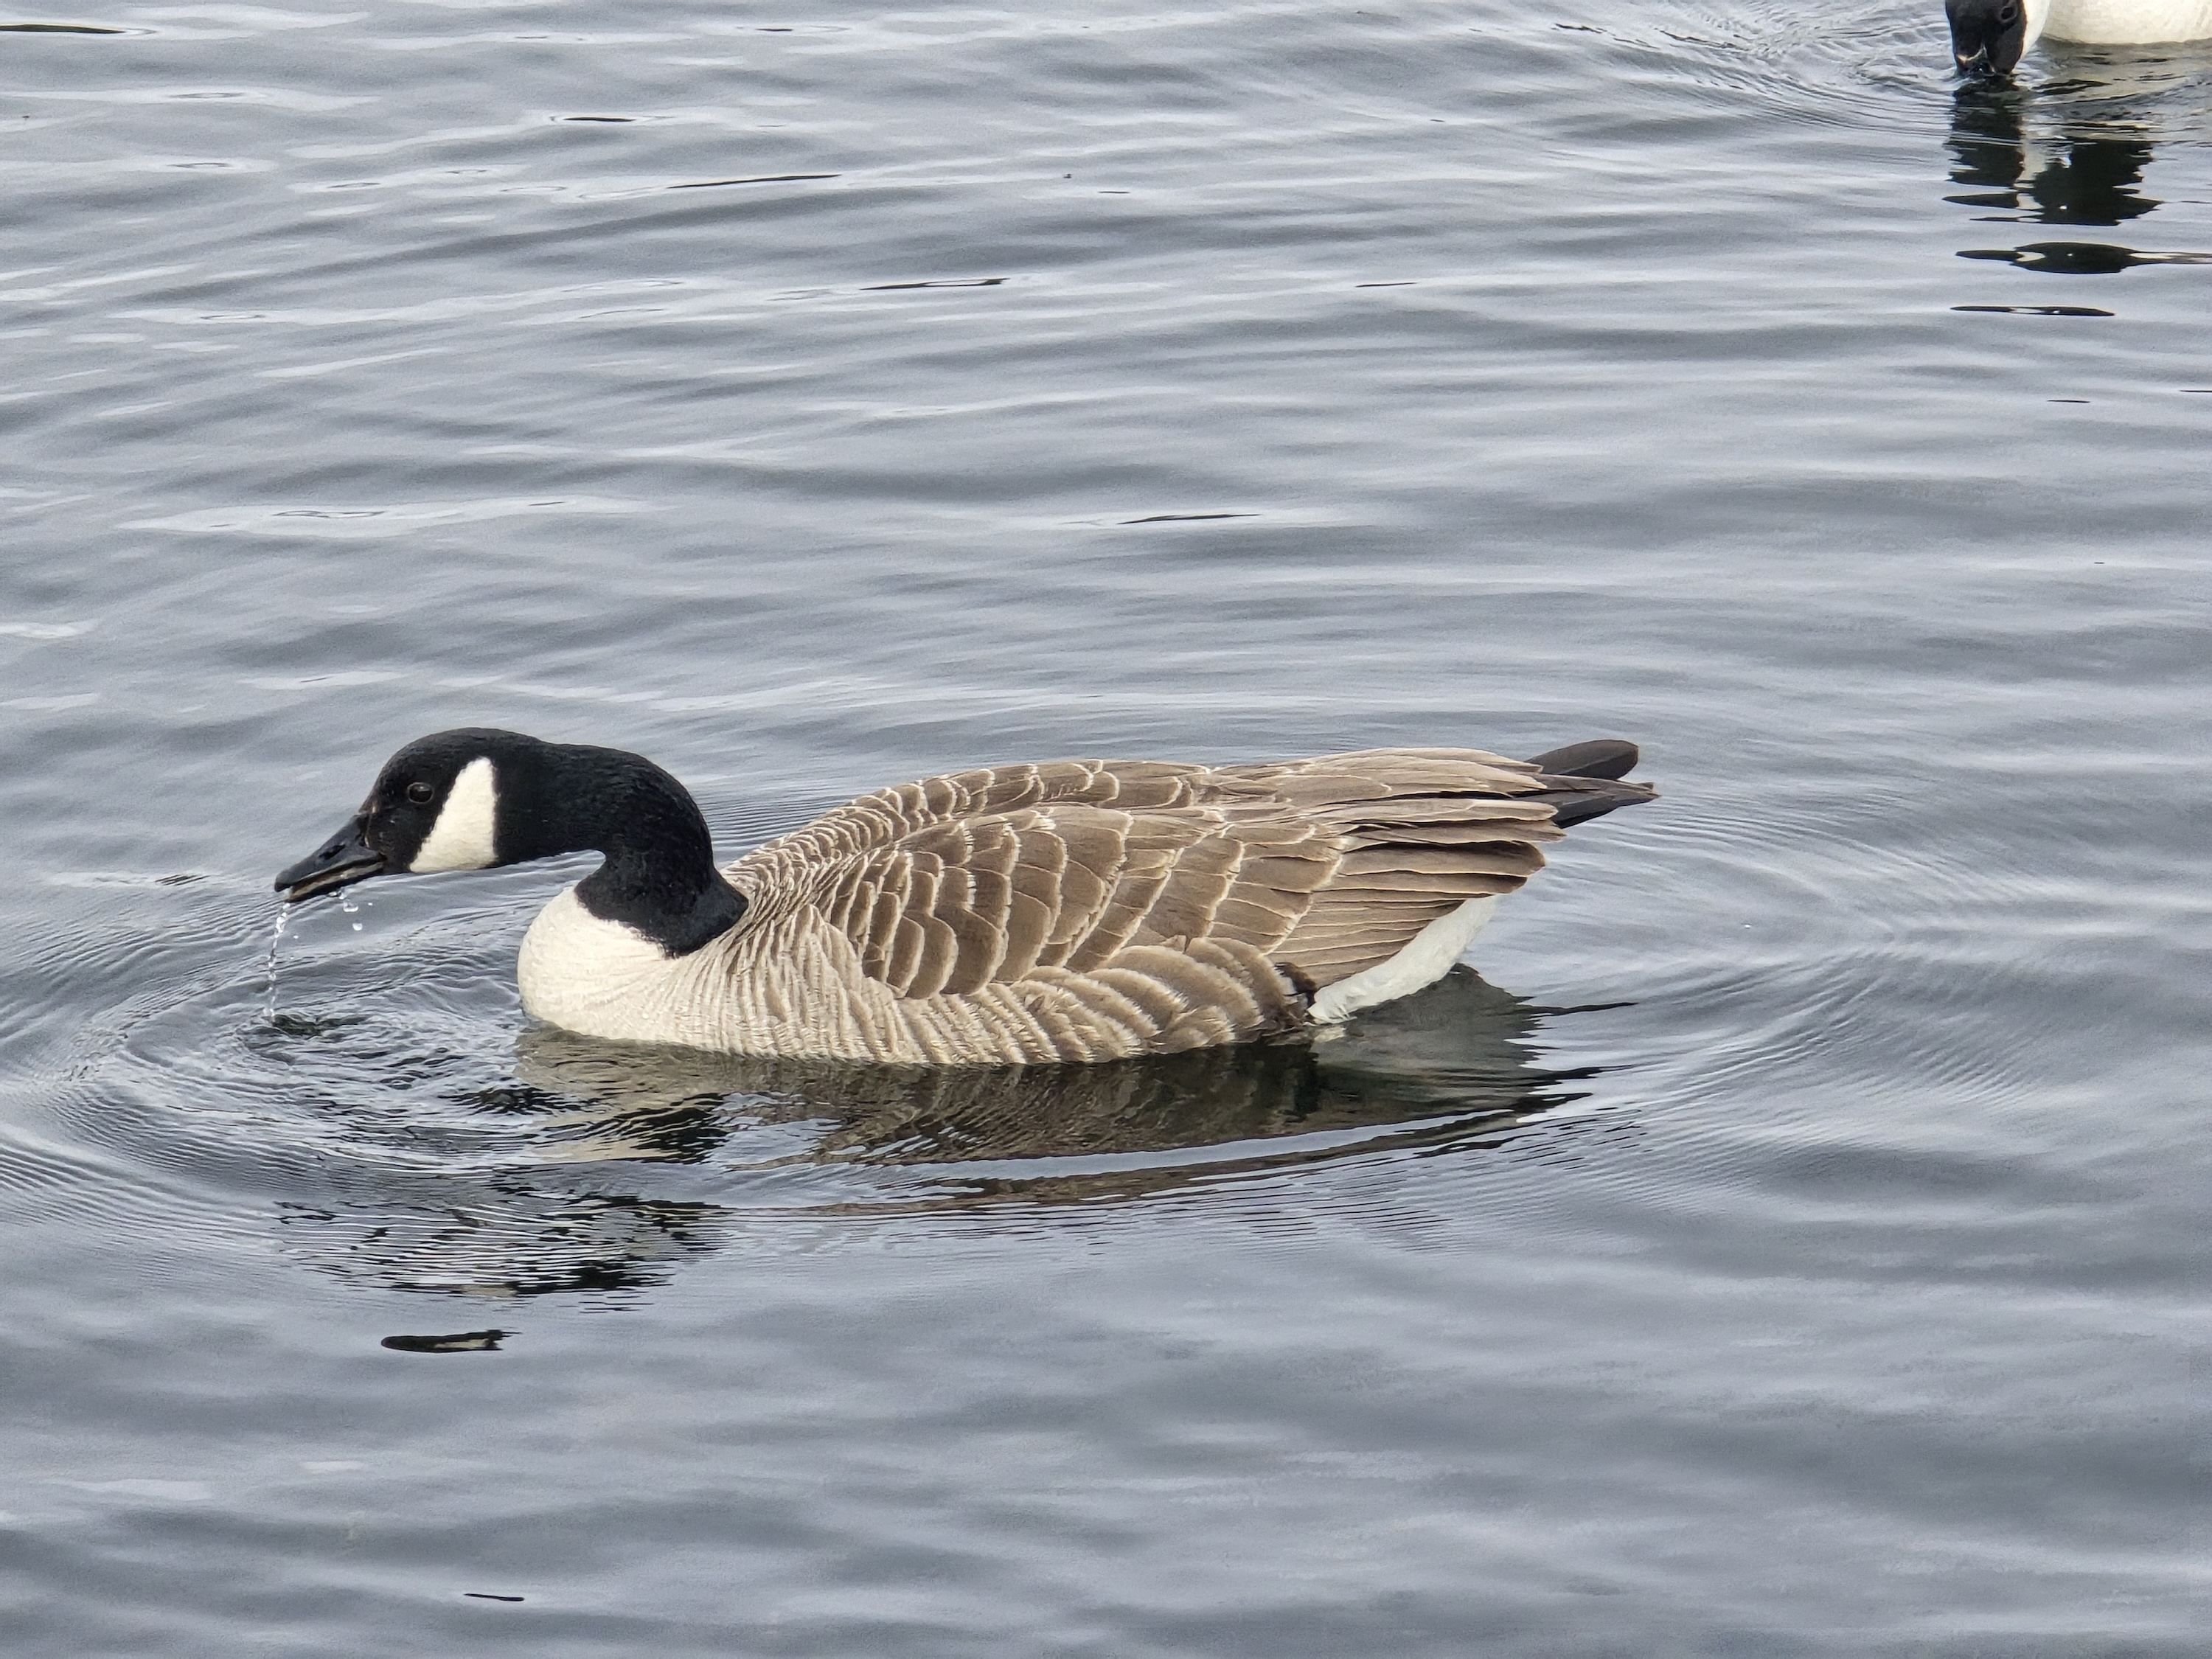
[268,969,1609,1300]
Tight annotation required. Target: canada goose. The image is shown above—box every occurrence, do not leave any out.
[275,730,1655,1065]
[1947,0,2212,75]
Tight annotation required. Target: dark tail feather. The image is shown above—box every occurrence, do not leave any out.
[1517,738,1654,827]
[1526,779,1656,827]
[1523,738,1640,781]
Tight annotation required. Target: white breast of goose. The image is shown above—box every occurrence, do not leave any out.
[516,888,707,1046]
[514,894,830,1055]
[518,888,1052,1063]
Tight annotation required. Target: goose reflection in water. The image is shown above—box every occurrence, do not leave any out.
[275,969,1607,1303]
[1945,74,2212,276]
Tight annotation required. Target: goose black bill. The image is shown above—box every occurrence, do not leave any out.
[275,815,385,902]
[1945,0,2027,76]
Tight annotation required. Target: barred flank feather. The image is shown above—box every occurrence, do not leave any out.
[696,745,1655,1064]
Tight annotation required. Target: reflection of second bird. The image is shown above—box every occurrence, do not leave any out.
[1941,84,2212,274]
[1947,87,2158,228]
[1947,0,2212,77]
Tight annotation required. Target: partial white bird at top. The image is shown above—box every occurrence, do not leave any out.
[1947,0,2212,77]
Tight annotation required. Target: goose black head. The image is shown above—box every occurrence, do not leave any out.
[275,728,532,902]
[1946,0,2028,76]
[274,728,746,956]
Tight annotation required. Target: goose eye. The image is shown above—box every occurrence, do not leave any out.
[406,781,435,805]
[1997,2,2018,18]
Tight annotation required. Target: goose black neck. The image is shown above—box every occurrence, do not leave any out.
[499,739,747,956]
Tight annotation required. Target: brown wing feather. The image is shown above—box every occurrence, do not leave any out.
[726,751,1642,1025]
[754,801,1332,1001]
[1231,749,1579,991]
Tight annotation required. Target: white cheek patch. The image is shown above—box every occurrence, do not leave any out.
[410,756,500,872]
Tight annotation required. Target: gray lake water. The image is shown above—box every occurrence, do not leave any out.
[2,1,2208,1652]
